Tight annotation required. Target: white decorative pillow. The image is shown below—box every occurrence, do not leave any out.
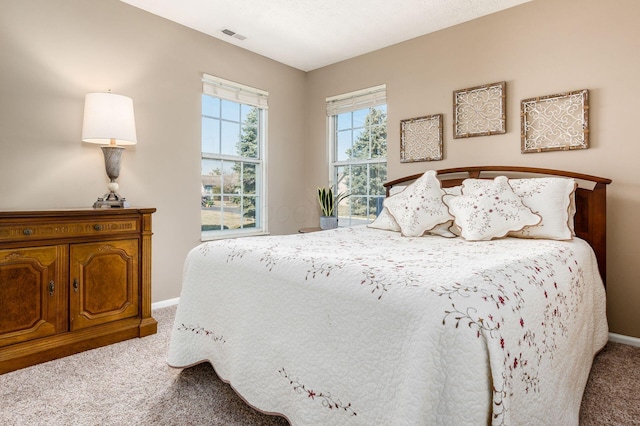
[368,207,401,232]
[443,185,462,197]
[568,191,577,236]
[428,186,462,238]
[507,178,577,240]
[427,220,456,238]
[461,177,577,240]
[444,176,541,241]
[389,185,406,196]
[370,184,457,237]
[384,170,453,237]
[368,186,407,232]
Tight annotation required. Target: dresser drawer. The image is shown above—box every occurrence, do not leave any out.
[0,218,139,242]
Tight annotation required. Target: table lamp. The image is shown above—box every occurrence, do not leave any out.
[82,91,137,208]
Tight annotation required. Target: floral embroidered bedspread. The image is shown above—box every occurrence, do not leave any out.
[167,226,607,425]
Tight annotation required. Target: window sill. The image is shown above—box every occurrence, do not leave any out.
[200,229,270,242]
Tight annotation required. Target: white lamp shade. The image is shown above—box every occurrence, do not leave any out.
[82,92,137,145]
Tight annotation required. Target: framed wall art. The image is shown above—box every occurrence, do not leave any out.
[521,89,589,153]
[400,114,443,163]
[453,81,506,138]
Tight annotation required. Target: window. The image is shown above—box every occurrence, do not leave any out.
[201,74,267,239]
[327,85,387,227]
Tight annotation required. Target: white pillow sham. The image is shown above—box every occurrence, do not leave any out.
[368,186,406,232]
[369,182,460,237]
[384,170,454,237]
[429,186,461,238]
[389,185,406,196]
[460,177,577,240]
[444,176,541,241]
[368,207,401,232]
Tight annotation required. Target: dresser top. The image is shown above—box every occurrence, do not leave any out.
[0,207,156,219]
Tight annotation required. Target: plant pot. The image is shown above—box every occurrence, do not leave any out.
[319,215,338,230]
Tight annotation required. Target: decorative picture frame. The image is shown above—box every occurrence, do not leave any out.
[453,81,506,138]
[521,89,589,153]
[400,114,443,163]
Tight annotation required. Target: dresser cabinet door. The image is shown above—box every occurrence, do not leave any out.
[0,246,67,347]
[69,239,139,330]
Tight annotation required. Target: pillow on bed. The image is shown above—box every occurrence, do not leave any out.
[368,186,407,232]
[443,185,462,197]
[384,170,454,237]
[389,185,406,196]
[461,177,577,240]
[370,183,457,237]
[507,178,577,239]
[368,207,401,232]
[568,191,577,236]
[443,176,541,241]
[428,186,462,238]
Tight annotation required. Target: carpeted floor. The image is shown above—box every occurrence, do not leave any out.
[0,305,638,425]
[579,338,640,425]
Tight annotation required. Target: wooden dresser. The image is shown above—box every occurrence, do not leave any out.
[0,208,156,374]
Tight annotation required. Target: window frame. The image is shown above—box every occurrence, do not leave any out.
[201,74,268,241]
[326,85,387,227]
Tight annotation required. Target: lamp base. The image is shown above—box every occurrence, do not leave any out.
[93,192,130,208]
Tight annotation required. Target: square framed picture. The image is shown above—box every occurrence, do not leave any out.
[453,81,506,138]
[521,89,589,153]
[400,114,443,163]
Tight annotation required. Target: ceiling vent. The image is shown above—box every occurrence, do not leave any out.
[221,28,246,41]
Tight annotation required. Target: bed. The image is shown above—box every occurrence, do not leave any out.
[168,166,611,425]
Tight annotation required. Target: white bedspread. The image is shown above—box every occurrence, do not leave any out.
[167,226,608,425]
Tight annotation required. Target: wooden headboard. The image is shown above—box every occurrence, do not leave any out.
[383,166,612,285]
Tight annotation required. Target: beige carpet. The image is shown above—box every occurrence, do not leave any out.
[0,305,638,425]
[580,338,640,425]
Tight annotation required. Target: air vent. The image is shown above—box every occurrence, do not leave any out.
[221,28,246,41]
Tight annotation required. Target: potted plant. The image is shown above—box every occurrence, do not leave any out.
[317,186,349,229]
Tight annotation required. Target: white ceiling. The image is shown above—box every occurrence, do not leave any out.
[120,0,531,72]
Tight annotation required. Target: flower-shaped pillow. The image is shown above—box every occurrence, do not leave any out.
[384,170,453,237]
[461,177,577,240]
[443,176,541,241]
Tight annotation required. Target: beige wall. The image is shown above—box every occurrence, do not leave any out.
[306,0,640,338]
[0,0,309,302]
[1,0,638,338]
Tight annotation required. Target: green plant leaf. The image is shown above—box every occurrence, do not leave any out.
[317,186,351,217]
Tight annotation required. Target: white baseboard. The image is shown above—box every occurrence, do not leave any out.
[609,332,640,347]
[152,297,180,310]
